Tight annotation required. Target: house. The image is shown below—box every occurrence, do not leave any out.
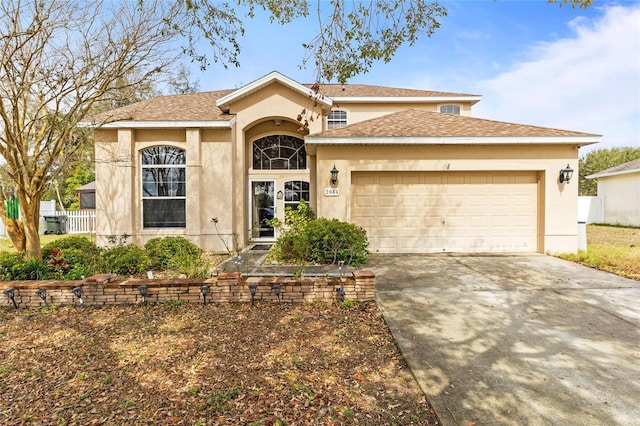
[586,158,640,226]
[76,181,96,210]
[91,71,600,254]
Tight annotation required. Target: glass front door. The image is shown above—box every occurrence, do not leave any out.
[250,180,275,240]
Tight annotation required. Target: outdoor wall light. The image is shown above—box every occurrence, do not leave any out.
[249,284,258,306]
[335,285,345,302]
[4,287,18,309]
[138,285,148,304]
[200,285,210,305]
[330,165,339,185]
[71,287,83,305]
[271,285,281,304]
[36,289,49,307]
[559,164,574,184]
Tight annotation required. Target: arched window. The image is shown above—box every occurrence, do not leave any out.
[141,146,186,228]
[439,104,461,115]
[252,135,306,170]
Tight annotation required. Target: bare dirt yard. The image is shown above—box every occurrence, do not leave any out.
[0,301,439,425]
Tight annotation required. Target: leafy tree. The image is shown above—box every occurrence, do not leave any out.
[0,0,186,257]
[579,147,640,196]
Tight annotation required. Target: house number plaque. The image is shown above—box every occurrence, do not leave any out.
[324,188,340,197]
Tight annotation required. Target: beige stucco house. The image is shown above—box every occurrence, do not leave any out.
[586,158,640,226]
[92,71,600,254]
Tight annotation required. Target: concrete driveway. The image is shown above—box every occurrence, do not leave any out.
[366,254,640,425]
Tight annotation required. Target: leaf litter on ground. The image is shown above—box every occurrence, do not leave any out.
[0,302,440,425]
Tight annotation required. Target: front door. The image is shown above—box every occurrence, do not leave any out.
[250,180,275,240]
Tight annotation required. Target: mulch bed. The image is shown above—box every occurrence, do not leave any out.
[0,302,440,425]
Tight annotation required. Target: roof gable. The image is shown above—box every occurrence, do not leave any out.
[307,109,601,143]
[216,71,332,112]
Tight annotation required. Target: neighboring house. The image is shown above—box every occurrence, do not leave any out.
[90,71,600,254]
[586,158,640,227]
[76,181,96,210]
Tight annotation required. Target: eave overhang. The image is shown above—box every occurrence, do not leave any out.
[330,96,482,105]
[586,168,640,179]
[84,118,236,129]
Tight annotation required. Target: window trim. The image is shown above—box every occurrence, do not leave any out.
[327,110,348,129]
[439,104,461,115]
[140,145,187,229]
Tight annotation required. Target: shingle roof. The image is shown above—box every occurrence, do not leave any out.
[309,84,478,99]
[587,157,640,178]
[310,109,599,138]
[93,90,236,123]
[93,84,479,124]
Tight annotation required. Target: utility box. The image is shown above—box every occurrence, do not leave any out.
[44,215,67,235]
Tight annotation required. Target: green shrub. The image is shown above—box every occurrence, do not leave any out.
[144,237,202,270]
[99,244,150,276]
[166,252,210,278]
[304,218,369,265]
[0,252,26,280]
[269,203,369,266]
[42,236,98,255]
[42,236,100,279]
[11,256,51,280]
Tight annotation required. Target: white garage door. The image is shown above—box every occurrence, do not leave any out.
[351,171,539,253]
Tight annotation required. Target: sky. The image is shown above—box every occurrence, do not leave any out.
[188,0,640,154]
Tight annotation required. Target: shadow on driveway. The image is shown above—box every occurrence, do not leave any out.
[366,253,640,425]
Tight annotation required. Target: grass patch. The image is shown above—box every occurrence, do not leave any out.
[558,224,640,280]
[0,234,93,252]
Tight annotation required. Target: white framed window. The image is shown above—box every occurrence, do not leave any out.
[327,110,347,129]
[284,180,310,212]
[439,104,461,115]
[141,146,186,228]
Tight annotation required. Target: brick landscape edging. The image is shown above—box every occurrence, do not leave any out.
[0,271,375,308]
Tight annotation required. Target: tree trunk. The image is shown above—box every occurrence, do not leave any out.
[2,215,26,252]
[18,190,43,259]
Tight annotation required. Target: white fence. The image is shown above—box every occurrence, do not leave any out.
[55,210,96,234]
[578,196,604,224]
[1,201,95,238]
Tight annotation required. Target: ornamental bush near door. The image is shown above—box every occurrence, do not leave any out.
[269,202,369,266]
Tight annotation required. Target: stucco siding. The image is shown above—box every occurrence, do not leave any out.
[598,174,640,226]
[334,101,474,128]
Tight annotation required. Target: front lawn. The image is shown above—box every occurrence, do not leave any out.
[558,224,640,280]
[0,233,92,253]
[0,302,438,425]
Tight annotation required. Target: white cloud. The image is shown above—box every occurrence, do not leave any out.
[473,4,640,151]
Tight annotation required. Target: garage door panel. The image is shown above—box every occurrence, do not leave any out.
[351,171,538,253]
[378,196,396,207]
[379,175,397,186]
[353,195,374,208]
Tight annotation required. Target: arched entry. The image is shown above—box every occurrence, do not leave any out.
[249,134,308,240]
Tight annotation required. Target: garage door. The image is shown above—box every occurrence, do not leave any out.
[351,171,538,253]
